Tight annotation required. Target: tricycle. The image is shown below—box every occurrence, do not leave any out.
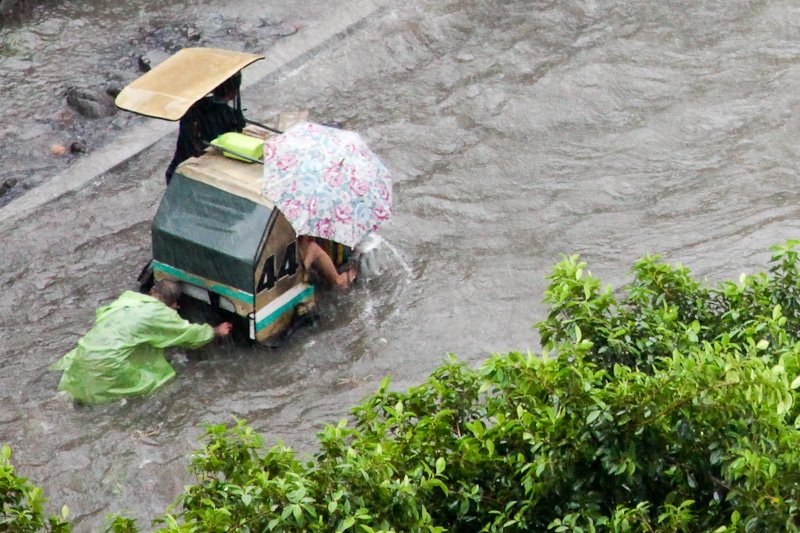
[115,47,368,346]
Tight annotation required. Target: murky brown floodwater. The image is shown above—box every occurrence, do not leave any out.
[3,0,800,530]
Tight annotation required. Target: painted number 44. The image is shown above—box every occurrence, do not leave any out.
[258,241,299,292]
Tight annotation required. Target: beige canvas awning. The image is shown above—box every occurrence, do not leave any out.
[114,47,264,121]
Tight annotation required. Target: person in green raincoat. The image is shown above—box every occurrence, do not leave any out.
[52,280,232,404]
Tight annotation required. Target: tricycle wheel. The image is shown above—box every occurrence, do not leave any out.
[137,260,154,293]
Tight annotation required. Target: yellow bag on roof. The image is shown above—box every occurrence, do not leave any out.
[211,132,263,162]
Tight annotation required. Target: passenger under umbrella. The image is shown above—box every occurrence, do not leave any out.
[298,236,358,290]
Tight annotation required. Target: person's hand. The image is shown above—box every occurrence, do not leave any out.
[214,322,233,337]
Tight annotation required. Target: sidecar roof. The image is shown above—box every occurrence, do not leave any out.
[114,47,264,121]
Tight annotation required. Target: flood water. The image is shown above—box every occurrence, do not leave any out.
[2,0,800,530]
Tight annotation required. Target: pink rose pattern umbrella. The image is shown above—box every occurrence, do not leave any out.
[261,122,393,247]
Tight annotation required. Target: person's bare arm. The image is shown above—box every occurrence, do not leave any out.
[299,239,351,288]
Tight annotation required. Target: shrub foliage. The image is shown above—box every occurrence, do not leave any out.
[143,241,800,532]
[9,242,800,532]
[0,445,71,532]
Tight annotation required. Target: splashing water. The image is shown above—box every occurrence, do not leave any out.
[355,232,414,280]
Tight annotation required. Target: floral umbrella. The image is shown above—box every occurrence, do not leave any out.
[260,121,393,248]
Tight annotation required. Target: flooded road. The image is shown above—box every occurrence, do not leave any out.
[3,0,800,530]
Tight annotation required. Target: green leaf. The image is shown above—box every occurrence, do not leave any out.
[435,457,446,475]
[339,516,356,531]
[425,478,450,495]
[725,370,740,384]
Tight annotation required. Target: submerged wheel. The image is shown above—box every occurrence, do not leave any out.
[137,260,155,293]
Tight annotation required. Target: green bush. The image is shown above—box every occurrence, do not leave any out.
[10,242,800,532]
[138,241,800,532]
[0,445,71,532]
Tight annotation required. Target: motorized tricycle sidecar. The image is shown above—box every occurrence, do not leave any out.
[115,47,324,345]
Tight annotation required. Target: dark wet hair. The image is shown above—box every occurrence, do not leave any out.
[150,280,182,307]
[212,71,241,100]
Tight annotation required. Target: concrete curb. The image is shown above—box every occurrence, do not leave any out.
[0,0,389,225]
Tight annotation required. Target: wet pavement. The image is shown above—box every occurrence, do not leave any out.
[2,0,800,530]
